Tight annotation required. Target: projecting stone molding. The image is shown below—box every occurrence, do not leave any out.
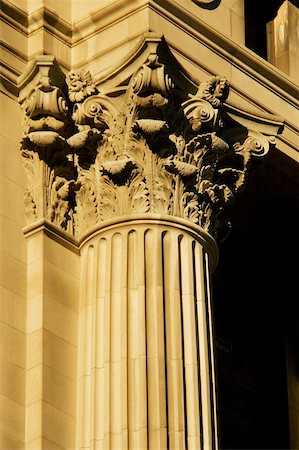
[19,33,283,241]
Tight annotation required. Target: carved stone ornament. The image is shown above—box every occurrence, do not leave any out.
[19,35,284,240]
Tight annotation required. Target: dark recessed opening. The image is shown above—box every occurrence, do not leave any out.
[244,0,299,59]
[213,148,299,449]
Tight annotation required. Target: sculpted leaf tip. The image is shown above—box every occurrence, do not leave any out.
[19,50,281,240]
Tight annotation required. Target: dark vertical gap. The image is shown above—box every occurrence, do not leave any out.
[203,252,216,450]
[178,234,189,450]
[125,233,129,450]
[109,238,113,446]
[126,231,131,450]
[144,229,149,449]
[161,230,170,450]
[244,0,291,59]
[213,148,296,449]
[192,241,204,450]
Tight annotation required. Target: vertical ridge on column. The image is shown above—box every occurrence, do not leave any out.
[180,236,201,450]
[83,245,95,448]
[192,241,204,450]
[110,233,127,449]
[194,243,212,450]
[76,222,217,450]
[76,250,86,448]
[163,231,186,450]
[94,237,107,450]
[127,230,147,449]
[104,237,112,449]
[90,245,97,448]
[204,251,218,450]
[145,229,167,449]
[121,233,128,449]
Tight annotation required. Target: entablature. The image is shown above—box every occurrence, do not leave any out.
[1,0,298,163]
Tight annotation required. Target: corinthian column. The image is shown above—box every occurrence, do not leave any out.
[77,217,218,450]
[19,34,283,450]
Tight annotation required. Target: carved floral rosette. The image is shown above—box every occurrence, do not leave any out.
[19,39,282,240]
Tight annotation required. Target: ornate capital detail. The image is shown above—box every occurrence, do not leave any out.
[19,56,76,232]
[66,69,98,103]
[19,36,284,240]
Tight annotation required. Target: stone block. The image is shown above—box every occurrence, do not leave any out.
[24,401,42,442]
[0,286,26,332]
[0,176,25,226]
[26,294,43,334]
[42,437,64,450]
[43,260,79,312]
[0,252,26,299]
[43,236,79,276]
[27,260,43,299]
[26,233,43,265]
[0,394,24,442]
[25,364,42,406]
[44,296,77,346]
[0,94,23,144]
[0,322,26,368]
[43,365,76,417]
[0,431,24,450]
[0,136,26,187]
[0,215,26,264]
[42,402,75,449]
[0,358,25,406]
[26,329,42,370]
[24,438,42,450]
[43,329,77,379]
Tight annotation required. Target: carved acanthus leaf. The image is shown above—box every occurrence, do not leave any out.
[164,159,199,178]
[19,43,283,240]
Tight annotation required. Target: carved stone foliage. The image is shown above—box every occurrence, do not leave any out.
[19,40,282,240]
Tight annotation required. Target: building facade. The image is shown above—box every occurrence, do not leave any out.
[0,0,298,449]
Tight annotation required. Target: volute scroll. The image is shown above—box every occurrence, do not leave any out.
[19,35,283,241]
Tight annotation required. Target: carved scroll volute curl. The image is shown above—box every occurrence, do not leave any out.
[128,55,173,158]
[19,57,76,232]
[19,39,283,239]
[132,54,174,96]
[69,54,281,240]
[183,76,229,133]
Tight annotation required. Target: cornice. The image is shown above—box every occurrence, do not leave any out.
[0,0,72,41]
[1,0,298,165]
[149,0,299,104]
[1,0,299,104]
[0,0,28,34]
[71,0,149,45]
[23,219,80,255]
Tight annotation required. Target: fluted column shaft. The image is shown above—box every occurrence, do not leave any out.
[76,216,218,450]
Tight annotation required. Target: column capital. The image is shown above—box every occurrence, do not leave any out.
[19,33,284,240]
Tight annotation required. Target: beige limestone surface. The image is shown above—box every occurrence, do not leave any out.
[0,0,298,449]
